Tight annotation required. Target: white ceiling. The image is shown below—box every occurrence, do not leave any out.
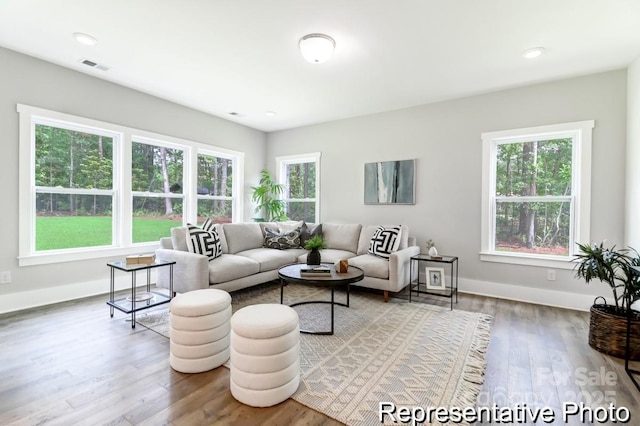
[1,0,640,133]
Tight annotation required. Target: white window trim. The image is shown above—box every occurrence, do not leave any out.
[275,152,321,223]
[480,120,593,269]
[17,104,244,266]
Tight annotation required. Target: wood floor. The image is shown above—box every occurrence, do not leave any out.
[1,287,639,425]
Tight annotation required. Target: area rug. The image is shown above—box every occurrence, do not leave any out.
[136,283,492,426]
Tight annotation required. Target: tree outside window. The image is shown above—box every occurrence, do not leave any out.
[494,138,572,256]
[197,153,234,224]
[481,121,593,267]
[277,153,321,223]
[131,140,184,243]
[35,123,116,251]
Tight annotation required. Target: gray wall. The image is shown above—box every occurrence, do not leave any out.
[0,47,266,310]
[626,55,640,248]
[266,70,628,310]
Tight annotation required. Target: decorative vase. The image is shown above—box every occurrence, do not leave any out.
[428,246,438,257]
[307,248,321,265]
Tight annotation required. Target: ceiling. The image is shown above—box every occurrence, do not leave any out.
[1,1,640,133]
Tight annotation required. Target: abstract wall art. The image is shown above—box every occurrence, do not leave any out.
[364,159,415,204]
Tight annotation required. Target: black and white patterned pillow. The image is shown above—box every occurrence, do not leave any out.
[368,225,402,259]
[264,227,301,250]
[201,217,216,232]
[186,223,222,260]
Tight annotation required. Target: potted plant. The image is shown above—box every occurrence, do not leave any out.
[574,242,640,359]
[304,234,327,265]
[250,169,288,222]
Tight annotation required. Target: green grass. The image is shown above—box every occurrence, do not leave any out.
[36,216,178,250]
[132,218,179,244]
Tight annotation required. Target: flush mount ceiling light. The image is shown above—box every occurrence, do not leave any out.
[522,47,544,59]
[299,33,335,64]
[73,32,97,46]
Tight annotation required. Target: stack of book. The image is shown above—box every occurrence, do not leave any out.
[125,254,156,265]
[300,265,332,277]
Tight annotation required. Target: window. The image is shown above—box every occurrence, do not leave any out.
[34,120,117,251]
[480,121,593,268]
[196,152,235,225]
[18,104,243,266]
[276,153,321,223]
[131,138,184,243]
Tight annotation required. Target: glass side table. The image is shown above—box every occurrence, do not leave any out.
[409,254,458,310]
[106,259,175,328]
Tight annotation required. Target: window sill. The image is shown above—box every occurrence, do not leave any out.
[479,251,576,270]
[19,243,159,267]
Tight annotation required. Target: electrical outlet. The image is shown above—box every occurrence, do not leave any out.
[546,269,556,281]
[0,271,11,284]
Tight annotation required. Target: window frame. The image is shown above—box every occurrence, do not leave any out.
[480,120,594,269]
[275,152,321,223]
[18,104,244,266]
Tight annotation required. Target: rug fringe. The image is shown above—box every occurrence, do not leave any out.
[450,313,493,424]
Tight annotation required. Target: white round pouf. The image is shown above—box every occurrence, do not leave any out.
[230,303,300,407]
[169,289,231,373]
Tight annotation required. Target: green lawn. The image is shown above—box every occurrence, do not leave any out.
[36,216,178,250]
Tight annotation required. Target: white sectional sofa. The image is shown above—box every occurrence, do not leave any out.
[155,222,419,301]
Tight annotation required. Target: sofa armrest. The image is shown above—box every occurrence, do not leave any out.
[389,245,421,292]
[155,248,209,294]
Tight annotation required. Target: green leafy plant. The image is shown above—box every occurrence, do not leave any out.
[250,169,288,222]
[574,241,640,314]
[304,235,327,251]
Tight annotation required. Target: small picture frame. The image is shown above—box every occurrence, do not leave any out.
[426,267,446,290]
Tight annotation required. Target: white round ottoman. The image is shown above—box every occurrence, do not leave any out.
[230,303,300,407]
[169,289,231,373]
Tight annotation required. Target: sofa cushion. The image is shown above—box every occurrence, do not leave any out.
[368,225,402,259]
[236,248,299,272]
[171,226,189,252]
[208,254,260,284]
[357,225,409,255]
[171,223,228,254]
[297,248,356,265]
[263,228,301,249]
[300,222,323,246]
[223,223,264,254]
[259,222,279,236]
[348,254,390,279]
[277,220,304,233]
[187,223,223,260]
[322,223,361,253]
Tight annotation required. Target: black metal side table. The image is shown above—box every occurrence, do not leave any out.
[106,260,175,328]
[409,254,458,310]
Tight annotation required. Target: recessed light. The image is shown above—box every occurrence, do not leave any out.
[265,111,277,117]
[229,112,239,116]
[522,47,544,59]
[73,32,97,46]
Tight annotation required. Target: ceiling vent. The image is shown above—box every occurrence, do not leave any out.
[80,58,110,71]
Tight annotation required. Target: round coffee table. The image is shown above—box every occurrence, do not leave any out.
[278,263,364,335]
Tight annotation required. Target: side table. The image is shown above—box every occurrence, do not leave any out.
[409,254,458,310]
[106,260,175,328]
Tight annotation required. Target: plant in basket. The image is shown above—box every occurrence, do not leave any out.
[573,242,640,359]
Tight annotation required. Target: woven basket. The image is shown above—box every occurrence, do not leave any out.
[589,297,640,360]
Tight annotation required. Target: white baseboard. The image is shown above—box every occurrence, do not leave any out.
[459,277,602,312]
[0,271,157,314]
[0,274,609,315]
